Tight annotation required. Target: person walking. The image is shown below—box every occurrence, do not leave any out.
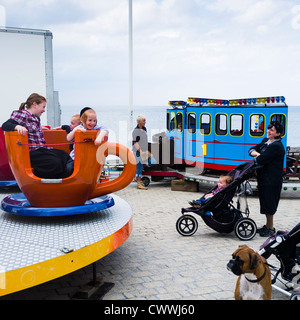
[132,115,156,190]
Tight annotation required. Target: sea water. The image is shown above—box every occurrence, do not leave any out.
[61,105,299,147]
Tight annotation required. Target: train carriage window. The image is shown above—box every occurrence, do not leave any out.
[215,113,227,135]
[167,113,170,131]
[250,114,265,137]
[200,113,211,135]
[270,114,286,136]
[176,113,183,132]
[170,112,175,131]
[230,114,244,136]
[187,113,196,134]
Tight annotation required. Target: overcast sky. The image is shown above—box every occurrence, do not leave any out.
[1,0,300,107]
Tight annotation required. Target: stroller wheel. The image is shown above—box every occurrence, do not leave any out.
[176,214,198,236]
[290,293,300,300]
[234,218,257,241]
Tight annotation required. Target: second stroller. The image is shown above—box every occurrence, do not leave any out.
[258,223,300,300]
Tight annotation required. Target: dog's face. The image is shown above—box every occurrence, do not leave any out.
[227,245,261,276]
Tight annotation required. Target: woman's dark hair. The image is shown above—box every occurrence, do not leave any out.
[268,121,284,136]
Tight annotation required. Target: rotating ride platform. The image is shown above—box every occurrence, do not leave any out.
[0,129,136,296]
[0,193,132,296]
[0,181,17,187]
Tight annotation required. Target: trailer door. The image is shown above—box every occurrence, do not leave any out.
[214,110,246,169]
[173,111,185,164]
[185,107,216,169]
[214,112,230,169]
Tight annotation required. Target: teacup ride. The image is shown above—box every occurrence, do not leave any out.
[0,128,17,187]
[0,130,136,296]
[1,130,136,216]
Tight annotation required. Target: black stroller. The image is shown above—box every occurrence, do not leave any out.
[258,223,300,300]
[176,162,258,241]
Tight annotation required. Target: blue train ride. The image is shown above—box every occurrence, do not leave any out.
[166,96,287,172]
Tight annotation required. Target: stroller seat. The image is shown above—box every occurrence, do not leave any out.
[176,162,258,240]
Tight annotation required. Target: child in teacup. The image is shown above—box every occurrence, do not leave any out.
[65,108,108,173]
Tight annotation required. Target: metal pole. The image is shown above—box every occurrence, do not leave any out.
[128,0,133,139]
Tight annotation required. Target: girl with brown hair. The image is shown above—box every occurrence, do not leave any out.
[2,93,72,178]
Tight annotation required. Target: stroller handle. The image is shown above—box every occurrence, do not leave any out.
[258,234,286,256]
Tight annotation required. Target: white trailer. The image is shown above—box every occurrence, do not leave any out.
[0,26,60,127]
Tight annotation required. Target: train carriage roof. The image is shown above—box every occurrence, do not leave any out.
[168,96,287,109]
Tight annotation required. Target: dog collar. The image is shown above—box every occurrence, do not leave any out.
[245,266,267,283]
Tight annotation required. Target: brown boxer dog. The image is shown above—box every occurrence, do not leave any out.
[227,245,271,300]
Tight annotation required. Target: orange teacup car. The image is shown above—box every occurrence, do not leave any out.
[1,130,136,215]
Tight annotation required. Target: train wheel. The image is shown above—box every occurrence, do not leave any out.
[176,214,198,236]
[234,218,257,241]
[141,176,150,187]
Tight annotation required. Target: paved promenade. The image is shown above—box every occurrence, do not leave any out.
[1,181,300,300]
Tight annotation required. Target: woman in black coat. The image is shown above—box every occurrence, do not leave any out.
[249,121,285,237]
